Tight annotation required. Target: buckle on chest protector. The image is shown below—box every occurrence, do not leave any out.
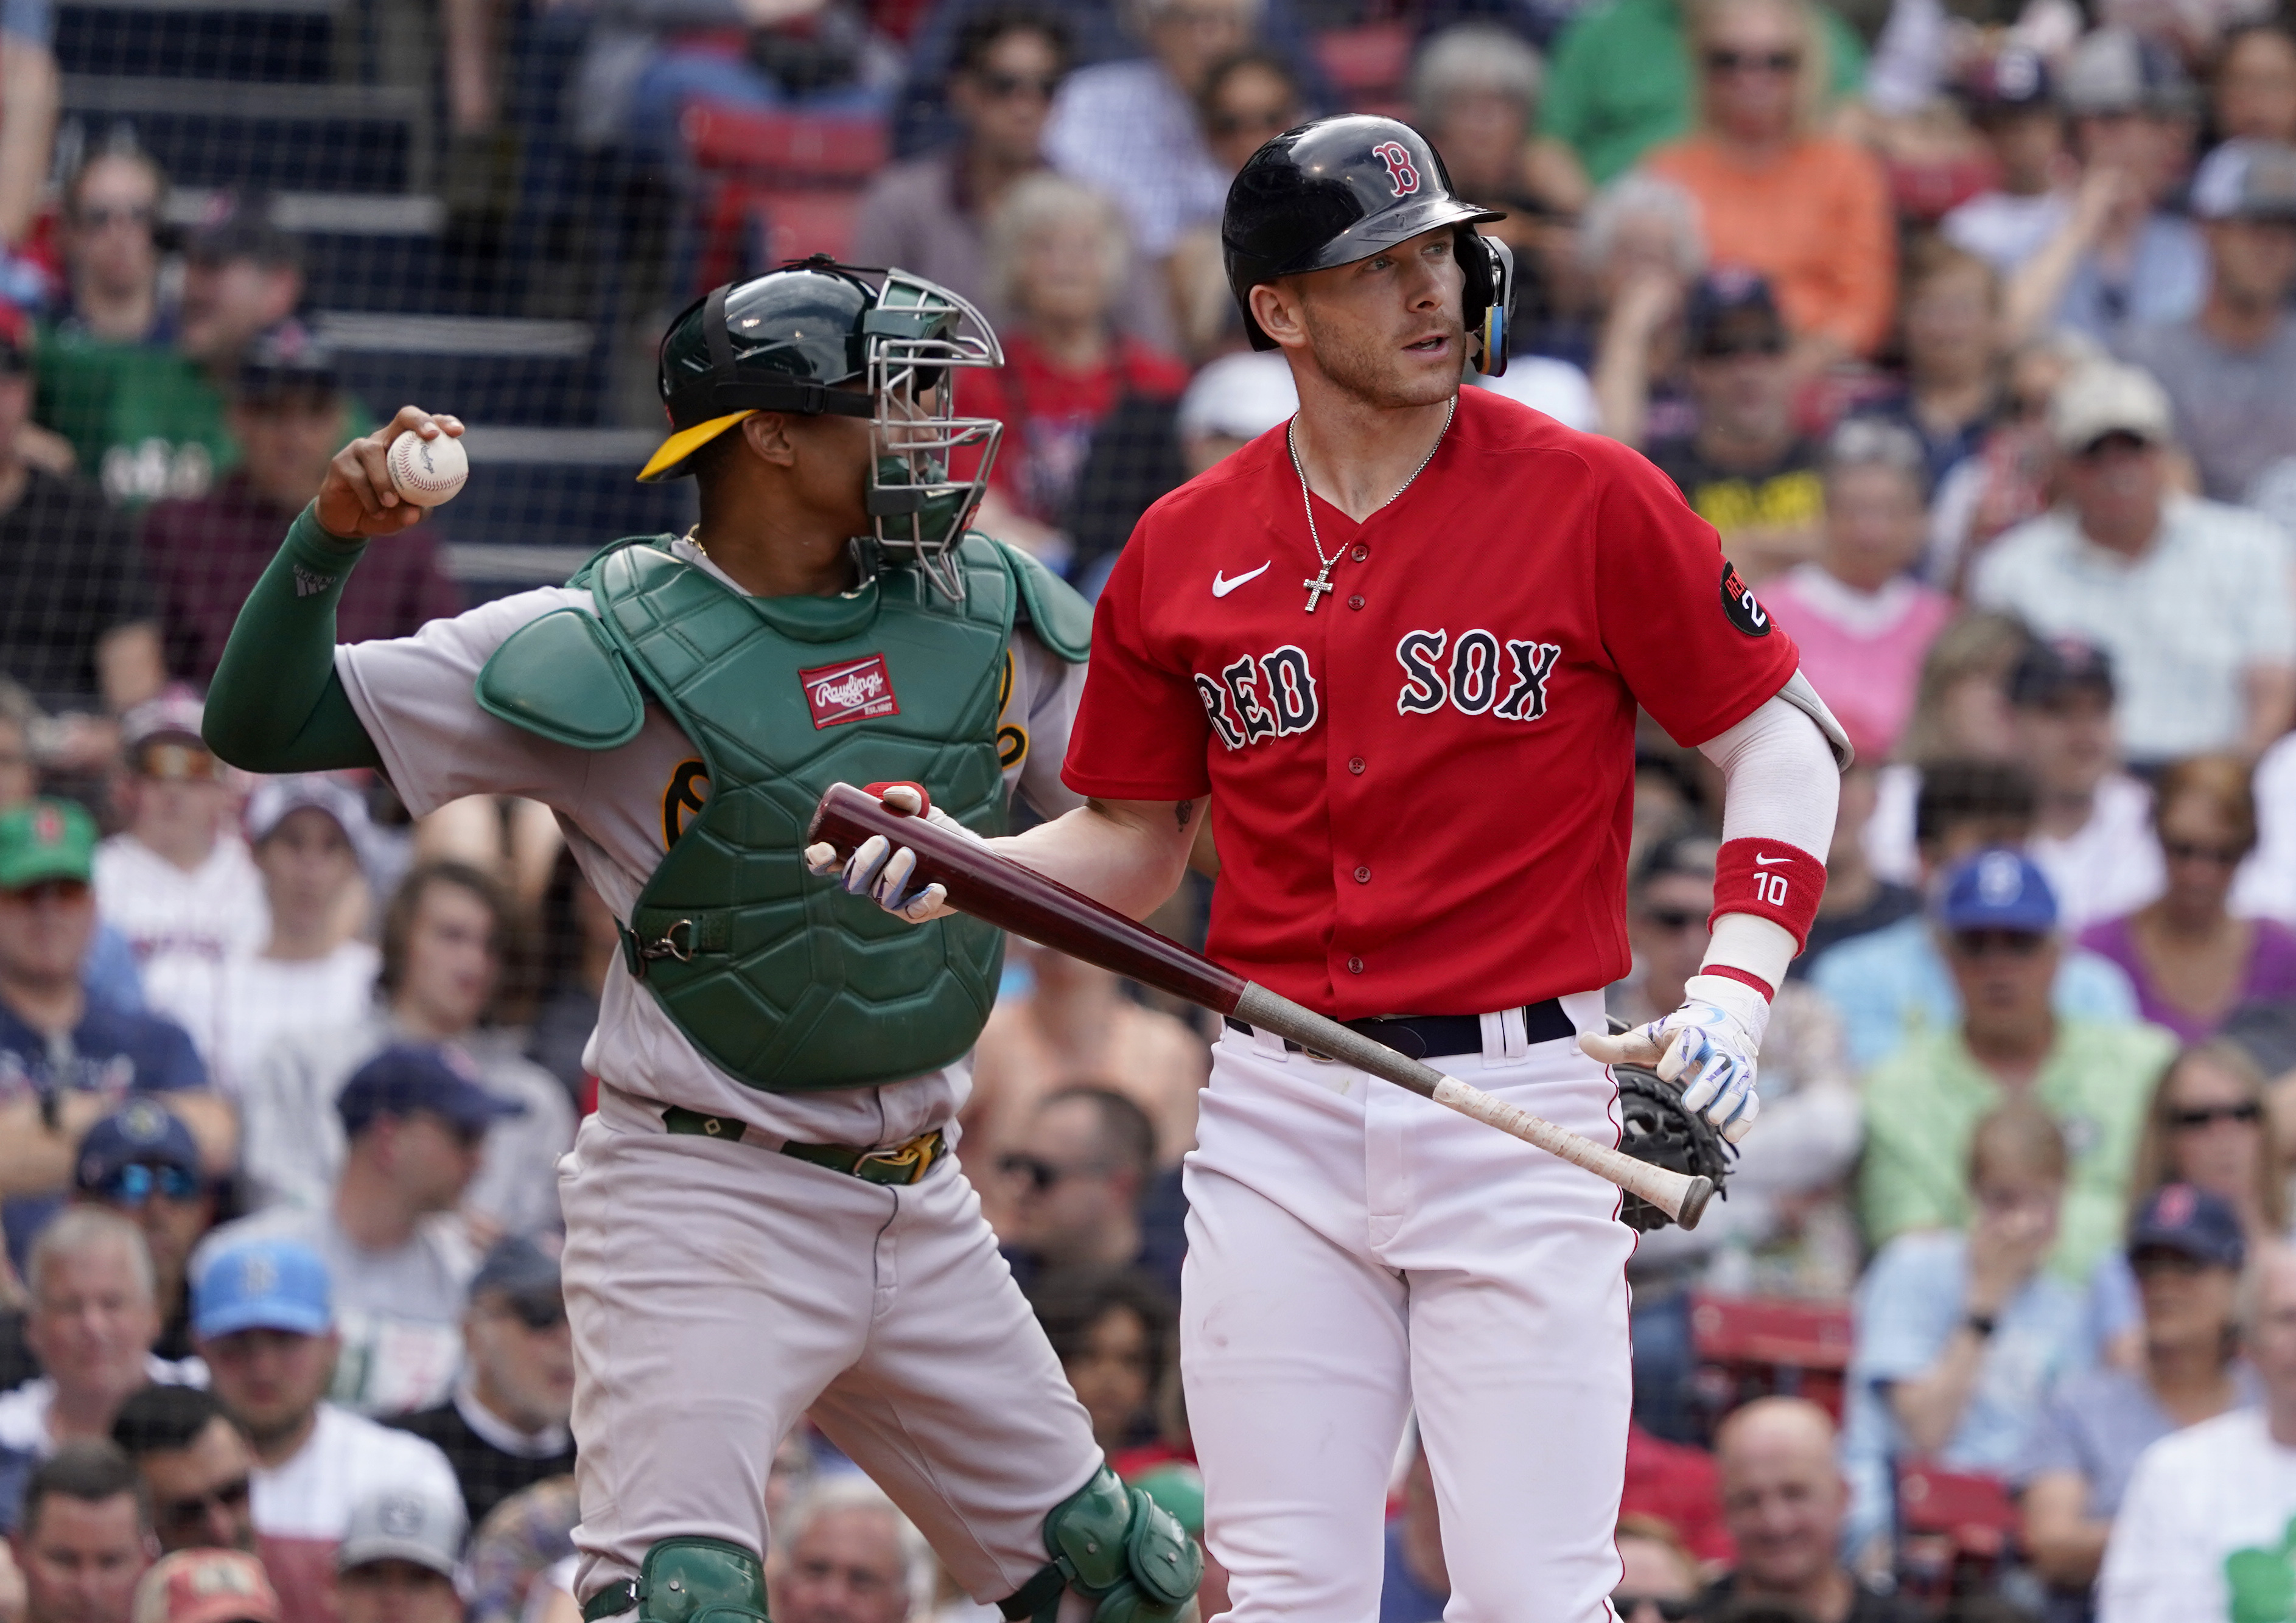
[621,913,729,977]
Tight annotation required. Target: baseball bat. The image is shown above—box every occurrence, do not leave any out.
[807,783,1715,1228]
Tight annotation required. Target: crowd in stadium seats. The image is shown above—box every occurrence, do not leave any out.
[0,0,2293,1617]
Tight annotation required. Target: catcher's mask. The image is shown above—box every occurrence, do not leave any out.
[642,257,1006,601]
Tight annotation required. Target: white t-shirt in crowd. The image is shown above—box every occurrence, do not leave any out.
[209,942,380,1097]
[93,834,268,1066]
[2028,774,2165,932]
[1471,360,1600,433]
[253,1402,462,1623]
[0,1356,204,1457]
[2098,1406,2296,1623]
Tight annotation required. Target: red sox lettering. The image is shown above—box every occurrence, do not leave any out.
[1195,645,1320,750]
[1395,629,1561,721]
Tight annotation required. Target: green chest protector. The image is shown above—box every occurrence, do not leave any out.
[474,534,1089,1094]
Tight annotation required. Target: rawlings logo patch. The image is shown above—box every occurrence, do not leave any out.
[1720,561,1771,637]
[800,654,900,729]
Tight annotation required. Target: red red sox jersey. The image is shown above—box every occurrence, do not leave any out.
[1062,386,1802,1020]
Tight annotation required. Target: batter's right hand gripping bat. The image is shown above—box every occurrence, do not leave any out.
[808,783,1717,1229]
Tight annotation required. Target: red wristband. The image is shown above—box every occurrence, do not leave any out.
[1702,964,1777,1001]
[1709,837,1826,954]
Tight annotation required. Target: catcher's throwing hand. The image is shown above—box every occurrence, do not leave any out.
[317,406,464,539]
[1579,974,1769,1142]
[803,783,967,923]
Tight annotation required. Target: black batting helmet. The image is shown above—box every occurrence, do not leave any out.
[1222,114,1516,375]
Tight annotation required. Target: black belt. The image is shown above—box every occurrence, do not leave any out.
[1222,998,1573,1061]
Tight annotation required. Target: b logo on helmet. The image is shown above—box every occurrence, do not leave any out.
[1371,141,1421,198]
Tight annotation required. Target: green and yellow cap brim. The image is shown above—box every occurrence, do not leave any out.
[638,410,756,483]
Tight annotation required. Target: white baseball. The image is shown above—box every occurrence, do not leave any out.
[386,429,468,508]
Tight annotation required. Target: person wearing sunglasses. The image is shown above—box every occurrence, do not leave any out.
[1863,848,2177,1286]
[386,1237,576,1529]
[72,1101,217,1362]
[111,1385,259,1556]
[52,149,167,350]
[1608,1517,1699,1623]
[195,1045,523,1419]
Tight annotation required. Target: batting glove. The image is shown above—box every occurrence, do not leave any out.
[802,783,971,924]
[1578,974,1769,1142]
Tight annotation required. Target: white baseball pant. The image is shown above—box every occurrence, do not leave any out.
[559,1083,1104,1604]
[1181,991,1634,1623]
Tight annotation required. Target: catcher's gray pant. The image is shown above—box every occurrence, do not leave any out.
[559,1082,1103,1603]
[1182,990,1635,1623]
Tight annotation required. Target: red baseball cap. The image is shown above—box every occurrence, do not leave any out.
[131,1551,282,1623]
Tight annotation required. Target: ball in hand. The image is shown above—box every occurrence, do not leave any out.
[386,429,469,508]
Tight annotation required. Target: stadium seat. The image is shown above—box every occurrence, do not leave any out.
[1687,1293,1855,1429]
[1895,1464,2021,1604]
[680,105,887,290]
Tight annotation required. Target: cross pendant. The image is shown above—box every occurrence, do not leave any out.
[1303,567,1335,613]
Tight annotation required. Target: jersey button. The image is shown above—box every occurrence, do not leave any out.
[1354,865,1371,884]
[1347,594,1365,610]
[1346,955,1364,974]
[1348,756,1365,774]
[1350,545,1368,562]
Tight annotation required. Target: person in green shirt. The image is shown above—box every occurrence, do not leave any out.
[1533,0,1868,194]
[1861,848,2176,1282]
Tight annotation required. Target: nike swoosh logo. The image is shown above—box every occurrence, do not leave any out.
[1754,853,1790,866]
[1213,562,1271,598]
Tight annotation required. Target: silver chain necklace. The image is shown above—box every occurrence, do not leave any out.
[1287,396,1455,613]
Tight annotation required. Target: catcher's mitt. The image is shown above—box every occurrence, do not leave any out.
[1608,1019,1734,1232]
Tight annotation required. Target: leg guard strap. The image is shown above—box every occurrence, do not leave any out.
[999,1468,1201,1623]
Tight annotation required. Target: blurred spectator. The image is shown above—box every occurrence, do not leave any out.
[110,1386,257,1554]
[86,194,304,509]
[0,305,161,713]
[2081,757,2296,1041]
[1042,0,1257,266]
[2119,139,2296,503]
[387,1237,574,1529]
[1942,47,2074,281]
[191,1237,461,1623]
[2006,31,2205,344]
[1700,1397,1925,1623]
[330,1484,464,1623]
[0,799,221,1246]
[1412,26,1542,205]
[1644,0,1895,363]
[1860,850,2174,1279]
[522,851,614,1109]
[1028,1267,1170,1459]
[202,1044,524,1417]
[0,1210,184,1525]
[1972,361,2296,766]
[1817,764,2144,1070]
[72,1102,219,1360]
[965,944,1206,1185]
[0,689,138,1016]
[2011,640,2161,935]
[2097,1242,2296,1620]
[0,1,51,254]
[1582,172,1707,447]
[93,698,267,1071]
[620,0,898,156]
[1620,1425,1732,1567]
[132,1548,281,1623]
[1843,1101,2095,1556]
[2019,1184,2254,1623]
[766,1478,926,1623]
[1861,240,2008,491]
[1860,610,2029,884]
[1611,1518,1697,1623]
[1759,418,1953,760]
[1798,753,1921,968]
[10,1443,150,1623]
[851,10,1074,333]
[140,327,456,689]
[211,779,377,1100]
[2213,21,2296,145]
[1530,0,1865,194]
[37,146,170,479]
[1163,48,1304,358]
[240,861,575,1243]
[1645,272,1825,578]
[461,1475,578,1623]
[993,1085,1160,1293]
[1379,1435,1446,1623]
[132,1549,278,1623]
[959,175,1188,556]
[1173,349,1294,477]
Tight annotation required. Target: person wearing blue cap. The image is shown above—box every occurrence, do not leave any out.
[2018,1182,2257,1620]
[190,1234,461,1623]
[195,1044,523,1417]
[72,1097,218,1361]
[1860,848,2177,1284]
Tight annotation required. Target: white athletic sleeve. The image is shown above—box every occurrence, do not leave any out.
[1696,688,1843,991]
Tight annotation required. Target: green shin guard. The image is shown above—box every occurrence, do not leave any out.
[583,1538,771,1623]
[999,1469,1202,1623]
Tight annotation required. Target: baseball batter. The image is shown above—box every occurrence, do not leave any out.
[200,264,1198,1623]
[828,118,1850,1619]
